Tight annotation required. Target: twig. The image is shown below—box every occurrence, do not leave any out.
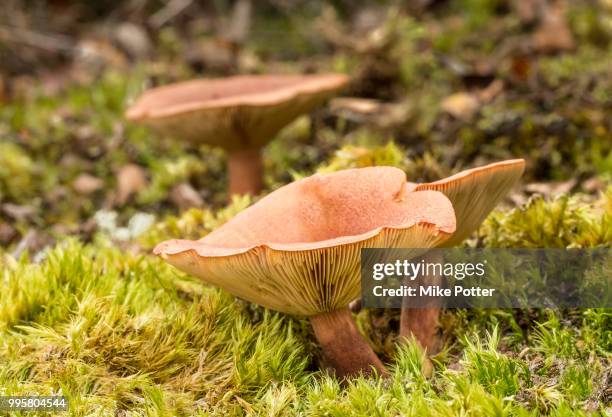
[0,25,74,53]
[149,0,193,29]
[225,0,252,44]
[11,230,36,259]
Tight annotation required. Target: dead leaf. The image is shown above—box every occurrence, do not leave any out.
[114,22,152,59]
[169,183,204,210]
[185,39,235,73]
[316,6,396,54]
[525,179,576,196]
[583,177,606,193]
[513,0,544,24]
[438,55,496,87]
[330,97,383,115]
[0,221,18,245]
[149,0,194,28]
[477,79,505,103]
[1,203,37,221]
[72,173,104,195]
[75,38,127,71]
[116,164,148,206]
[237,49,261,73]
[509,54,533,83]
[601,0,612,12]
[441,92,481,121]
[352,6,388,33]
[0,73,6,103]
[11,230,54,260]
[532,1,575,53]
[224,0,252,45]
[509,191,528,207]
[330,97,410,128]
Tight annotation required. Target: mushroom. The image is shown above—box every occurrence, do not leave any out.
[154,166,457,378]
[400,159,526,351]
[126,74,349,197]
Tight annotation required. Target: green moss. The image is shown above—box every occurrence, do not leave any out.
[317,141,406,173]
[0,240,310,415]
[0,142,37,202]
[482,188,612,248]
[462,328,529,397]
[139,195,251,248]
[137,154,210,205]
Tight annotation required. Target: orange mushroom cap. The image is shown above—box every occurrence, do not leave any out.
[414,159,525,247]
[155,166,456,316]
[126,74,349,151]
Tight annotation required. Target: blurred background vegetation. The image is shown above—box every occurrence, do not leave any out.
[0,0,610,251]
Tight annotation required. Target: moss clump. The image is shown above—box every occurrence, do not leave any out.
[137,154,210,205]
[0,142,37,202]
[317,141,406,173]
[482,187,612,248]
[0,240,310,415]
[138,194,251,249]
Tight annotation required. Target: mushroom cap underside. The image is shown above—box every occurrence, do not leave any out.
[126,74,349,151]
[155,166,456,315]
[415,159,525,247]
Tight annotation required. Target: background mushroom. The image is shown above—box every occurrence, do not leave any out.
[400,159,526,352]
[154,166,456,378]
[126,74,349,197]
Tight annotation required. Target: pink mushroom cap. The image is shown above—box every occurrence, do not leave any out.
[126,73,349,151]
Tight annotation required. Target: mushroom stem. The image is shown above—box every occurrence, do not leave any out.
[400,307,441,353]
[310,307,388,379]
[400,251,443,353]
[227,147,263,196]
